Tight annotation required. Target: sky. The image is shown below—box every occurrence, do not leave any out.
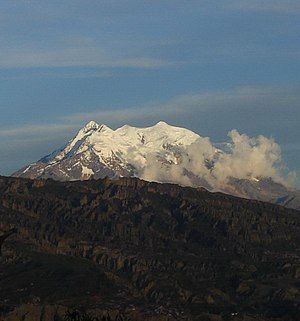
[0,0,299,185]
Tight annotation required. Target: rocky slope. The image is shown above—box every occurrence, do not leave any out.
[0,176,299,320]
[12,121,300,210]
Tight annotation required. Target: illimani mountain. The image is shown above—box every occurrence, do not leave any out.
[0,176,299,320]
[13,120,200,181]
[13,121,300,209]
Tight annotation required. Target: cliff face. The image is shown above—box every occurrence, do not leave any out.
[0,176,299,321]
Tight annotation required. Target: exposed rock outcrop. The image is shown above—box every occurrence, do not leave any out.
[0,176,299,320]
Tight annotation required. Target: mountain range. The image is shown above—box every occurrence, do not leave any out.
[13,120,300,210]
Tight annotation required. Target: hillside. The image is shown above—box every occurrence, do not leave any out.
[0,176,299,320]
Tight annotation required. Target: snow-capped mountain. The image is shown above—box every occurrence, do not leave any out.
[13,121,202,180]
[13,120,299,209]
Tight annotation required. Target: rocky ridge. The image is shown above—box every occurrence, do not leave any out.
[0,176,299,320]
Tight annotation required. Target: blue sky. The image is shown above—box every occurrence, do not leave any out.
[0,0,299,184]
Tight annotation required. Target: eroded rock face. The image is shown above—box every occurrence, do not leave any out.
[0,176,299,321]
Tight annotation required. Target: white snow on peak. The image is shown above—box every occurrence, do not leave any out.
[81,164,94,177]
[82,120,100,132]
[115,121,200,147]
[49,122,114,162]
[153,120,170,127]
[30,120,203,177]
[97,124,112,132]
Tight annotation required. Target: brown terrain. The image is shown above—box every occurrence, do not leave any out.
[0,176,299,321]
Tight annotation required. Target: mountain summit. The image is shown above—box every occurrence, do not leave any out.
[13,121,299,209]
[14,120,201,180]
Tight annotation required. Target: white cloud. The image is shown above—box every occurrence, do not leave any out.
[0,47,171,69]
[1,84,299,138]
[0,70,114,81]
[0,124,75,137]
[226,0,300,14]
[62,84,300,126]
[141,130,296,188]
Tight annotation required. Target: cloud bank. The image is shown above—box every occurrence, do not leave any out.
[142,130,295,189]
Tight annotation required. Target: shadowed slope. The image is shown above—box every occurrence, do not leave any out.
[0,176,299,320]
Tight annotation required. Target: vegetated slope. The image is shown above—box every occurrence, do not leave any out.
[13,120,300,210]
[0,176,299,321]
